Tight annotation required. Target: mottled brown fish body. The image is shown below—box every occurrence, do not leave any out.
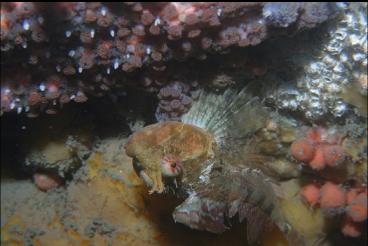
[124,121,215,193]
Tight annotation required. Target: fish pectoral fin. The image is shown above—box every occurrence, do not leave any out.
[156,171,164,193]
[146,169,164,194]
[133,158,165,194]
[133,158,154,187]
[140,170,154,188]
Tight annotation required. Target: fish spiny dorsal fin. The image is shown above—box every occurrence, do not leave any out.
[182,83,269,146]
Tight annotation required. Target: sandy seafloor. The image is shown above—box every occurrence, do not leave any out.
[0,132,287,246]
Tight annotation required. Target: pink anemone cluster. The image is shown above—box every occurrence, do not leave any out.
[293,127,367,238]
[1,2,338,118]
[301,182,367,237]
[291,128,346,171]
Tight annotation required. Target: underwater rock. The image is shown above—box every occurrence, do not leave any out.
[267,2,367,121]
[249,115,301,180]
[263,3,301,28]
[33,172,63,192]
[2,136,254,245]
[0,2,340,117]
[267,159,301,180]
[356,74,368,95]
[341,121,367,184]
[25,135,91,177]
[340,81,368,118]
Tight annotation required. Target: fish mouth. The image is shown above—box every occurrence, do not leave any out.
[132,157,183,192]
